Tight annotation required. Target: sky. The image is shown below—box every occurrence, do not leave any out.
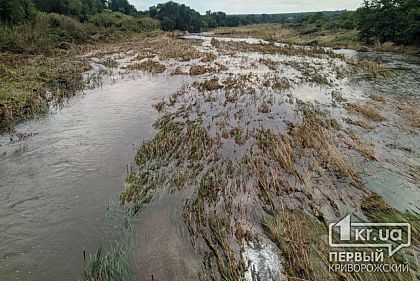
[130,0,363,14]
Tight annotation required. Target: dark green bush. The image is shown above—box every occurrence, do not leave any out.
[88,12,159,32]
[0,12,90,54]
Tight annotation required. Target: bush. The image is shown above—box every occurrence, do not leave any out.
[0,12,90,54]
[137,17,160,31]
[88,12,159,32]
[0,11,159,54]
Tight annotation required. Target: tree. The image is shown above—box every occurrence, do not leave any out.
[0,0,35,24]
[356,0,420,44]
[68,0,83,18]
[161,16,175,31]
[149,1,202,32]
[357,1,375,43]
[109,0,137,16]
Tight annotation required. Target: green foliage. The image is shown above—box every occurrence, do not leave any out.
[0,0,35,24]
[308,12,329,25]
[0,12,89,53]
[32,0,138,20]
[89,12,158,32]
[149,1,202,32]
[0,11,158,54]
[82,217,134,281]
[108,0,137,16]
[356,0,420,44]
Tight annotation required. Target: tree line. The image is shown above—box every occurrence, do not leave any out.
[0,0,137,24]
[146,2,349,31]
[1,0,419,45]
[357,0,420,44]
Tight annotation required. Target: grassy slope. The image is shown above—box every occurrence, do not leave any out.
[0,12,159,132]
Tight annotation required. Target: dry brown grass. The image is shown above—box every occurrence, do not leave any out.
[0,53,91,131]
[196,77,223,92]
[262,210,332,281]
[170,66,185,76]
[348,132,376,160]
[256,130,296,175]
[372,42,420,54]
[263,207,418,281]
[344,117,376,130]
[398,102,420,128]
[259,58,278,70]
[101,57,118,68]
[127,59,166,73]
[290,112,360,185]
[212,24,360,49]
[369,93,385,102]
[212,24,297,42]
[345,103,386,122]
[213,39,342,59]
[189,65,216,75]
[200,52,217,62]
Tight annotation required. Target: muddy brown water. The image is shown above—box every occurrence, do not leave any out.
[133,189,200,281]
[0,74,191,281]
[1,35,419,281]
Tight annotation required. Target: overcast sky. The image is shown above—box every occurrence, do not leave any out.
[130,0,363,14]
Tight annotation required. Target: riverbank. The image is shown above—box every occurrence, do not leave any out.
[0,11,160,133]
[210,24,420,54]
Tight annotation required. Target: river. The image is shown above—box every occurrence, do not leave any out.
[0,73,189,281]
[0,35,419,281]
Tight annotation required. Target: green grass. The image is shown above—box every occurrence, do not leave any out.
[82,213,138,281]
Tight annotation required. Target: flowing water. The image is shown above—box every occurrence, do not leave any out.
[0,73,190,281]
[0,35,419,281]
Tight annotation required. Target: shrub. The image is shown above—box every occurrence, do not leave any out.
[0,12,90,54]
[88,12,158,33]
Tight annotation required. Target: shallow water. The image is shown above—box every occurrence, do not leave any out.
[184,34,420,210]
[0,73,189,281]
[133,189,200,281]
[1,34,419,281]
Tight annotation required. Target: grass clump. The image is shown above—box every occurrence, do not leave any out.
[0,54,90,131]
[82,218,134,281]
[290,110,360,185]
[398,102,420,128]
[361,193,419,246]
[344,117,376,130]
[262,210,333,280]
[82,245,130,281]
[189,65,216,75]
[102,58,118,68]
[262,208,418,281]
[259,58,278,70]
[197,77,223,92]
[346,103,386,122]
[256,130,296,175]
[369,93,385,102]
[127,60,166,74]
[200,52,217,62]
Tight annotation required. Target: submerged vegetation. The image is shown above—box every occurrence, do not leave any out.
[1,1,419,280]
[116,33,419,279]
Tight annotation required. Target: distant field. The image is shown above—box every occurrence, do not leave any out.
[211,24,361,49]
